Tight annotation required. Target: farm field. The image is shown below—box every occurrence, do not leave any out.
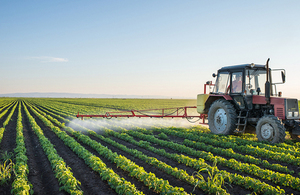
[0,98,300,195]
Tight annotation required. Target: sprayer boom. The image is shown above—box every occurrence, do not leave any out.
[77,106,205,122]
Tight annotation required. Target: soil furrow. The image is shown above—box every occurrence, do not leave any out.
[162,132,300,177]
[0,103,15,127]
[63,130,157,195]
[21,106,67,195]
[0,103,17,194]
[88,133,205,195]
[126,130,298,195]
[106,134,252,195]
[27,106,117,195]
[0,102,17,154]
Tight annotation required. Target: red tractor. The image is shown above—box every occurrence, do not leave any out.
[197,59,300,143]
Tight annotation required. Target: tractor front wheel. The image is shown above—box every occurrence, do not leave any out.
[208,99,237,135]
[256,115,286,144]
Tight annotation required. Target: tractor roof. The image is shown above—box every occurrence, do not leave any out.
[219,64,266,71]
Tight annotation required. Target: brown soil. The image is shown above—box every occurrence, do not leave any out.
[146,131,299,195]
[0,103,18,194]
[22,105,68,195]
[27,105,118,195]
[86,133,205,195]
[104,134,252,195]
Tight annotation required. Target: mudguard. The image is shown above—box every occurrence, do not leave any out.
[197,94,233,114]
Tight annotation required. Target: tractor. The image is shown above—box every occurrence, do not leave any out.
[197,58,300,143]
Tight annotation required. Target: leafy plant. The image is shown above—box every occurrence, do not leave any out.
[192,159,230,194]
[0,151,14,163]
[157,132,169,140]
[0,159,14,185]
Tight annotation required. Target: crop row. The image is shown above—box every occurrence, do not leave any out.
[22,102,83,195]
[125,130,300,191]
[0,99,16,109]
[0,102,18,143]
[29,98,114,116]
[159,126,300,158]
[87,129,228,194]
[154,127,300,165]
[84,121,296,176]
[11,102,32,195]
[28,102,191,195]
[0,101,16,121]
[149,127,294,174]
[26,102,146,195]
[25,102,146,195]
[104,129,285,195]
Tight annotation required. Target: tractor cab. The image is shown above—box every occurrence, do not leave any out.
[209,63,286,111]
[213,64,268,96]
[213,63,286,96]
[212,64,270,110]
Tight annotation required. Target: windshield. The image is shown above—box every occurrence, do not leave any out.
[245,69,267,95]
[213,72,230,93]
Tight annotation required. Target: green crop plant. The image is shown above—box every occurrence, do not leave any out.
[192,159,229,194]
[11,103,33,195]
[157,132,169,140]
[0,151,14,163]
[0,159,14,185]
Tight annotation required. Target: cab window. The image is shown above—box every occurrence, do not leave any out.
[245,69,266,95]
[213,72,230,93]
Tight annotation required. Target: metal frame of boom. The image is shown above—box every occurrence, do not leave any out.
[77,106,201,119]
[76,83,214,124]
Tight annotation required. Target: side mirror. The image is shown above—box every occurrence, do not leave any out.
[212,73,217,77]
[281,71,286,83]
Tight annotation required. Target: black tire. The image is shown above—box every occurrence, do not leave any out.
[208,99,237,135]
[256,115,286,144]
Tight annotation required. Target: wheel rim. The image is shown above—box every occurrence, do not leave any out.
[213,108,227,132]
[261,123,274,140]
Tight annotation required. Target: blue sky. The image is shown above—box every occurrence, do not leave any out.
[1,0,300,98]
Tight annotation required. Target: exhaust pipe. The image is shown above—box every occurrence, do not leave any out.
[265,58,270,104]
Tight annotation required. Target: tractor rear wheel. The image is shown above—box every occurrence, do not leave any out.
[208,99,237,135]
[256,115,286,144]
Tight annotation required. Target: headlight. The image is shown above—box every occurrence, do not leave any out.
[288,112,293,117]
[294,112,299,117]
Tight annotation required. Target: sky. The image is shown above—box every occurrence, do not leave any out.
[1,0,300,99]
